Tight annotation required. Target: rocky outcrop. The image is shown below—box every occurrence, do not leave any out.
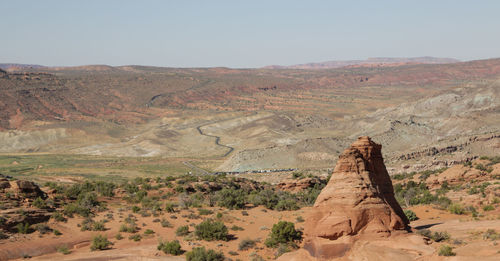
[0,177,51,232]
[277,177,325,192]
[0,177,47,200]
[293,136,410,260]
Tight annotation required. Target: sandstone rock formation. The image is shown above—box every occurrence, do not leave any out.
[0,176,51,232]
[277,177,325,192]
[0,175,47,200]
[282,136,412,260]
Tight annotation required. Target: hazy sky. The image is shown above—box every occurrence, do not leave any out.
[1,0,500,68]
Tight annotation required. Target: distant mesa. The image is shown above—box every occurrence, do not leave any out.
[264,56,460,69]
[0,63,46,71]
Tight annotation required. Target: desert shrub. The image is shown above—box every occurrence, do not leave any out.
[265,221,302,248]
[275,199,299,211]
[198,209,213,215]
[95,181,116,197]
[275,243,292,257]
[483,229,499,240]
[417,229,432,238]
[404,210,418,221]
[92,220,106,231]
[185,247,224,261]
[448,203,465,215]
[131,206,141,213]
[215,188,247,209]
[157,240,182,255]
[161,218,173,228]
[119,223,138,233]
[482,205,495,211]
[292,172,304,179]
[417,229,450,242]
[464,206,478,217]
[53,229,62,236]
[35,223,52,234]
[57,245,71,255]
[144,229,155,235]
[230,225,244,231]
[129,234,142,241]
[90,235,113,251]
[81,218,106,231]
[296,185,325,206]
[176,225,190,236]
[195,219,228,241]
[16,223,31,234]
[164,202,177,213]
[52,212,67,222]
[228,251,238,256]
[239,238,257,250]
[115,233,123,240]
[431,231,450,242]
[32,197,47,209]
[296,216,305,223]
[475,164,493,173]
[438,245,455,256]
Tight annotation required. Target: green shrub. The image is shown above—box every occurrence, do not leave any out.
[157,240,182,255]
[431,231,450,242]
[296,216,305,223]
[115,233,123,240]
[92,220,106,231]
[230,225,244,231]
[186,247,224,261]
[52,212,67,222]
[448,203,465,215]
[176,225,190,236]
[417,229,432,238]
[195,219,228,241]
[144,229,155,235]
[483,205,495,211]
[16,223,31,234]
[164,202,177,213]
[238,238,257,250]
[215,188,247,209]
[275,243,292,257]
[128,234,142,241]
[57,245,71,255]
[198,209,213,215]
[132,206,141,213]
[119,223,138,233]
[275,199,299,211]
[404,209,419,221]
[35,223,52,234]
[53,229,62,236]
[438,245,455,256]
[483,229,499,240]
[160,218,173,228]
[265,221,302,248]
[90,235,113,251]
[32,197,47,209]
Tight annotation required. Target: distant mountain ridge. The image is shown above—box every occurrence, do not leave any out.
[264,57,460,69]
[0,63,46,70]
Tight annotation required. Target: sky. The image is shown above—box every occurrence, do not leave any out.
[1,0,500,68]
